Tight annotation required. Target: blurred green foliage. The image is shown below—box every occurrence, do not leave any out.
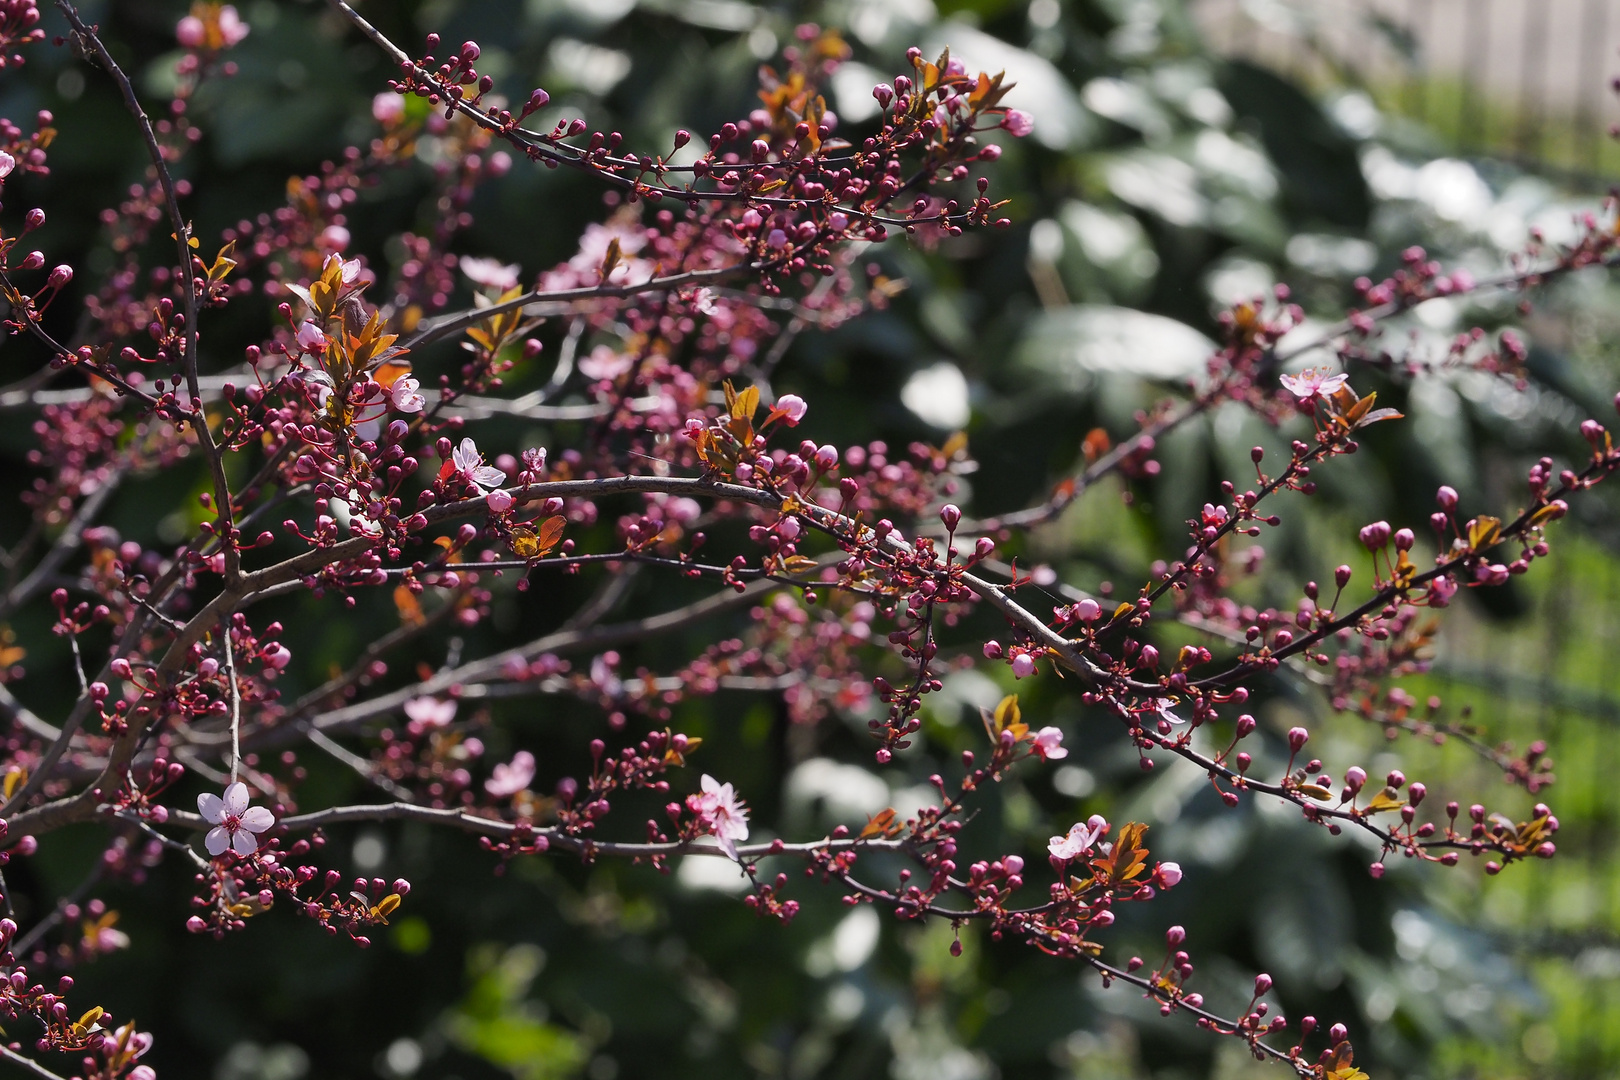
[5,1,1620,1079]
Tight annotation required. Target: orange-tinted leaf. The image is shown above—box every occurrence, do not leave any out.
[536,514,567,554]
[861,808,901,839]
[1363,789,1405,814]
[1468,515,1502,550]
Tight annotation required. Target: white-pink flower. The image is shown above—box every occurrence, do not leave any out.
[1157,861,1183,887]
[1278,367,1350,401]
[452,437,507,492]
[1048,814,1108,861]
[389,375,425,413]
[578,344,634,382]
[0,151,15,180]
[774,394,807,425]
[403,696,456,731]
[487,489,514,513]
[373,92,406,126]
[460,255,522,291]
[1031,726,1067,760]
[216,5,249,45]
[198,782,275,857]
[176,14,205,47]
[485,750,535,798]
[1001,109,1034,137]
[318,225,351,252]
[691,774,750,860]
[294,320,327,353]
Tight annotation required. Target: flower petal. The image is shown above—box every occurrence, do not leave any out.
[240,806,275,833]
[223,782,249,816]
[205,826,231,856]
[198,792,225,823]
[232,828,259,856]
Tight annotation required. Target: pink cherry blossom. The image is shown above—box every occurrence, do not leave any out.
[774,394,807,425]
[373,92,405,126]
[459,255,522,290]
[1001,109,1034,137]
[690,287,718,315]
[578,344,634,381]
[1048,815,1108,861]
[403,696,455,732]
[318,225,351,252]
[216,5,249,45]
[452,437,507,492]
[0,151,14,180]
[389,375,425,413]
[1011,652,1036,678]
[1158,861,1183,887]
[487,489,514,513]
[691,774,750,860]
[1031,726,1067,760]
[1278,366,1350,401]
[197,782,275,857]
[485,750,535,797]
[176,14,204,47]
[294,321,327,353]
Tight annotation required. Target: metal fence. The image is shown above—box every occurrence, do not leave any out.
[1192,0,1620,179]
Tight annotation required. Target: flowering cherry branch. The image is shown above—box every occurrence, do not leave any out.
[0,1,1615,1075]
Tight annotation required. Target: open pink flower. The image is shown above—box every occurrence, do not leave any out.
[1001,109,1034,137]
[1048,814,1108,861]
[690,774,750,860]
[772,394,807,425]
[1278,367,1349,401]
[1031,726,1067,760]
[485,750,535,798]
[198,782,275,857]
[403,696,455,733]
[460,255,522,291]
[294,321,327,353]
[452,437,507,492]
[373,92,405,126]
[389,375,425,413]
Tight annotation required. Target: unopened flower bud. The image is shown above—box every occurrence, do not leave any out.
[815,444,838,470]
[1436,485,1458,510]
[1334,564,1352,588]
[1344,766,1366,792]
[1393,528,1415,551]
[1329,1023,1348,1045]
[939,503,961,531]
[1288,726,1309,752]
[46,264,72,288]
[872,83,894,109]
[974,536,995,560]
[1358,520,1391,550]
[1408,782,1426,806]
[1254,973,1272,996]
[1076,598,1101,622]
[1166,925,1185,946]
